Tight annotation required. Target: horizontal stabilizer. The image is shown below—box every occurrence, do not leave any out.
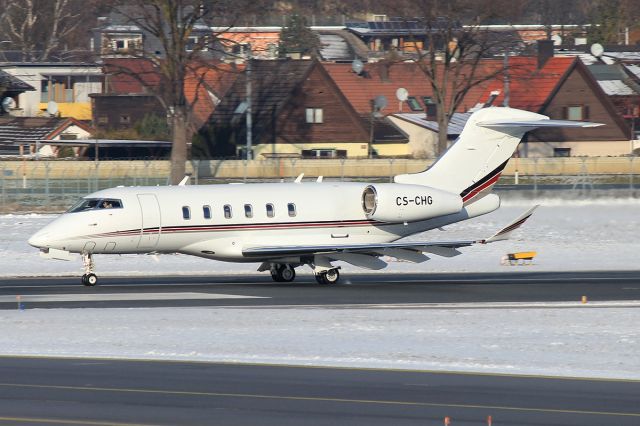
[478,119,603,129]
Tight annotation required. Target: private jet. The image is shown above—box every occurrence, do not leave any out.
[28,107,602,286]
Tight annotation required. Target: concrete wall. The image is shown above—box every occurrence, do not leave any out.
[2,157,640,181]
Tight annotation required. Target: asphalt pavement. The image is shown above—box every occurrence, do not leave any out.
[0,356,638,426]
[0,270,639,309]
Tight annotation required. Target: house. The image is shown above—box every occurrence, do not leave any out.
[92,9,213,59]
[323,46,630,158]
[201,59,408,159]
[0,70,36,115]
[0,116,92,157]
[0,63,103,120]
[91,58,240,140]
[462,54,632,157]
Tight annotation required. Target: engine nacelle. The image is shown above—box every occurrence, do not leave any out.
[362,184,463,223]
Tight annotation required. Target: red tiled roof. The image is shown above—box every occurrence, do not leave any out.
[104,58,160,93]
[322,56,576,115]
[465,56,576,112]
[103,58,242,128]
[184,63,243,128]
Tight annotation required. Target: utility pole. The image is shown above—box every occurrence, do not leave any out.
[245,45,253,160]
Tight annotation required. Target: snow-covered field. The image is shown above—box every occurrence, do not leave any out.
[1,198,640,379]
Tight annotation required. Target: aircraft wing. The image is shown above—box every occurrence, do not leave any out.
[243,206,539,269]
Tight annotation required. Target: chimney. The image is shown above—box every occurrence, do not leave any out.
[425,98,437,121]
[537,39,554,69]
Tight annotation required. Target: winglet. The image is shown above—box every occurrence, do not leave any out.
[178,176,190,186]
[483,205,539,243]
[294,173,304,183]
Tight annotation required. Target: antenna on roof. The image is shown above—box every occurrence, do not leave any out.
[351,59,364,76]
[46,101,58,116]
[590,43,604,58]
[396,87,408,112]
[1,97,15,113]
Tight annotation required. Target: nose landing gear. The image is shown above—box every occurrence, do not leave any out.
[314,268,340,285]
[81,253,98,286]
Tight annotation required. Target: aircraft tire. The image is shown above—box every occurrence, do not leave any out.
[82,273,98,287]
[281,265,296,282]
[324,269,340,284]
[315,269,339,285]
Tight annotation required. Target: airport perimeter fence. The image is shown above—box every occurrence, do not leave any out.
[1,156,640,212]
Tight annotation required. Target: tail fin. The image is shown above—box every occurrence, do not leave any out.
[394,107,602,204]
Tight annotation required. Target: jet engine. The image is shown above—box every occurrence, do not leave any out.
[361,184,463,223]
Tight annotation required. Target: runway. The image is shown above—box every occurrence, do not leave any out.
[0,270,639,309]
[0,356,638,426]
[1,271,639,424]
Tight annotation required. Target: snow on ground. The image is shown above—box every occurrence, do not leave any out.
[1,304,639,379]
[2,197,640,277]
[1,198,640,379]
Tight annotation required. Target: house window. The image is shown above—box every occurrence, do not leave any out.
[554,148,571,157]
[567,106,582,120]
[244,204,253,218]
[98,116,108,124]
[565,105,589,121]
[182,206,191,220]
[305,108,323,123]
[266,203,275,218]
[120,115,131,124]
[186,36,198,51]
[224,205,232,219]
[406,96,423,111]
[288,203,296,217]
[203,205,211,219]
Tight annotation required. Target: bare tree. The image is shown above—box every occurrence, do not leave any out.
[385,0,522,155]
[0,0,91,61]
[103,0,257,184]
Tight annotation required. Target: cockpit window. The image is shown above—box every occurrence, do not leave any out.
[67,198,123,213]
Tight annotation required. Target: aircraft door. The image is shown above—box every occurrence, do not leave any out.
[137,194,161,249]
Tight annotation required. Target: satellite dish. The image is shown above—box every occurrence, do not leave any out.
[1,97,15,112]
[396,87,409,102]
[551,34,562,46]
[590,43,604,58]
[47,101,58,115]
[351,59,364,75]
[373,95,387,111]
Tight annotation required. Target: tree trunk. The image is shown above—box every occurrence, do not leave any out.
[436,110,449,157]
[170,108,188,185]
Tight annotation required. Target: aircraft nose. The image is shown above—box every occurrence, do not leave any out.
[28,231,51,248]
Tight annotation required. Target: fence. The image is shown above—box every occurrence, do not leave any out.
[1,157,639,212]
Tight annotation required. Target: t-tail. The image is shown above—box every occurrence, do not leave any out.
[395,107,603,205]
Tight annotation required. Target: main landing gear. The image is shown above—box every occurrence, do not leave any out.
[271,264,296,282]
[81,253,98,286]
[261,261,342,285]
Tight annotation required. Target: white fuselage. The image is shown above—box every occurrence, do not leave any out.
[28,182,500,264]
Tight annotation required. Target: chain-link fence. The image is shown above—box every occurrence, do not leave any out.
[1,157,639,212]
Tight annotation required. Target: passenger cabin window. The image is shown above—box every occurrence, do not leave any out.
[288,203,296,217]
[244,204,253,218]
[266,203,275,218]
[182,206,191,220]
[67,198,123,213]
[203,205,212,219]
[224,205,232,219]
